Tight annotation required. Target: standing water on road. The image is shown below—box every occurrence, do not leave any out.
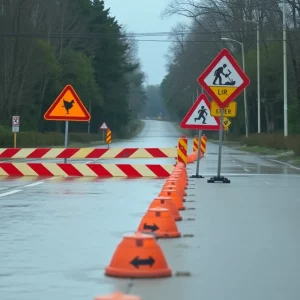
[0,120,180,300]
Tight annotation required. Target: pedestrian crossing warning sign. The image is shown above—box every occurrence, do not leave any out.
[180,94,222,130]
[44,84,91,121]
[197,48,250,109]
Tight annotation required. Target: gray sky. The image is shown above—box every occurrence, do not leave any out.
[104,0,185,85]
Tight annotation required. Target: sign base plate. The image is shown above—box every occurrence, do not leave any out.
[190,174,204,179]
[207,176,231,183]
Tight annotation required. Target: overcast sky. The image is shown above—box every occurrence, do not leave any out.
[104,0,186,86]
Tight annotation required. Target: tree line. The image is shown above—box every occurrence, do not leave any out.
[0,0,147,138]
[160,0,300,136]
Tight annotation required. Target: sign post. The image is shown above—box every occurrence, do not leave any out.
[180,93,222,178]
[217,109,224,179]
[64,121,69,164]
[44,84,91,163]
[198,48,250,183]
[100,122,108,143]
[12,116,20,148]
[195,129,202,178]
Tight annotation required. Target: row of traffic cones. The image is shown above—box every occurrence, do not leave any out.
[187,150,203,163]
[94,162,189,298]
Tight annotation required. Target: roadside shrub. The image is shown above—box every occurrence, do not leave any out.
[240,133,300,154]
[0,131,103,147]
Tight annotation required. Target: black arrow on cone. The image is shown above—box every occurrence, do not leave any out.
[130,256,155,269]
[143,223,159,232]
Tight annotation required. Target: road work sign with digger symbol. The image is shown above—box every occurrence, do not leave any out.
[197,48,250,108]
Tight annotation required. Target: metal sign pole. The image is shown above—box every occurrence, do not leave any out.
[14,132,17,148]
[217,109,224,178]
[191,129,204,178]
[208,108,230,183]
[64,121,69,164]
[103,130,105,142]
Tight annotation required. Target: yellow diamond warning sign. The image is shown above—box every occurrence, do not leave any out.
[198,48,250,108]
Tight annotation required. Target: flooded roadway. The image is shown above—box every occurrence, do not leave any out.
[1,120,300,300]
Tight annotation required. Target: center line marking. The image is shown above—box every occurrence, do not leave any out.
[0,190,22,197]
[24,181,45,188]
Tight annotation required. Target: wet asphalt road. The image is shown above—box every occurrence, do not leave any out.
[1,120,300,300]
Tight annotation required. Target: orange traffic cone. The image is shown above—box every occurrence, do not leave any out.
[169,174,187,189]
[159,189,185,210]
[164,180,187,197]
[138,208,181,238]
[94,292,141,300]
[149,196,182,221]
[163,184,186,202]
[170,171,187,185]
[167,176,187,191]
[105,232,172,278]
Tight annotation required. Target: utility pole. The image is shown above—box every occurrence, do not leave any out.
[283,0,288,136]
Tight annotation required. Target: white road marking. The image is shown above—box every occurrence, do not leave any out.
[24,181,44,187]
[0,190,22,197]
[232,160,236,163]
[244,168,250,172]
[263,157,300,171]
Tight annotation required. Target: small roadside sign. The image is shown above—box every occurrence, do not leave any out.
[12,116,19,148]
[100,122,108,130]
[44,85,91,121]
[12,116,20,126]
[211,101,237,117]
[223,117,231,128]
[12,116,20,133]
[197,48,250,108]
[180,94,223,130]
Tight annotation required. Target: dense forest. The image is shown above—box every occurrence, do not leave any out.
[160,0,300,138]
[0,0,147,144]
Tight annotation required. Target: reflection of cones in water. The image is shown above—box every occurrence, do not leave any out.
[149,196,182,221]
[159,189,185,210]
[94,292,141,300]
[105,232,172,278]
[138,208,181,238]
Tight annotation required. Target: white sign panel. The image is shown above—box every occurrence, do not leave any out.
[12,116,20,126]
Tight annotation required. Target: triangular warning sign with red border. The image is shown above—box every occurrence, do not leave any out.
[197,48,250,108]
[100,122,108,129]
[44,84,91,121]
[180,94,221,130]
